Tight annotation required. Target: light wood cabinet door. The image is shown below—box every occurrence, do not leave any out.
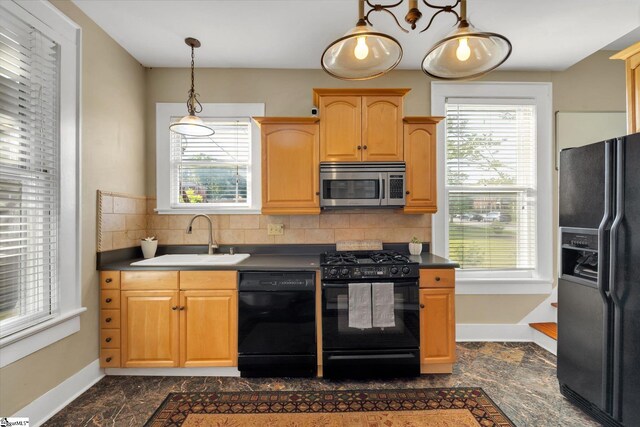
[419,288,456,370]
[362,96,403,161]
[404,122,437,213]
[261,122,320,214]
[612,43,640,133]
[180,290,238,367]
[121,290,179,367]
[320,96,362,162]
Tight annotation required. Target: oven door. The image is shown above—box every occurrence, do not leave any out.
[321,280,419,350]
[320,171,386,207]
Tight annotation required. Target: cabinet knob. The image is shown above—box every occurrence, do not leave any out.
[179,306,185,311]
[357,145,362,150]
[315,191,320,195]
[105,278,112,283]
[105,337,112,343]
[105,317,112,323]
[105,298,112,303]
[172,306,178,310]
[363,145,368,150]
[420,304,425,309]
[106,357,112,363]
[406,191,410,195]
[435,276,441,282]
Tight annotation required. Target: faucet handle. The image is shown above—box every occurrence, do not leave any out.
[229,247,235,255]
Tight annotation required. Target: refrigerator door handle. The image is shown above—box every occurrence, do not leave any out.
[609,137,625,421]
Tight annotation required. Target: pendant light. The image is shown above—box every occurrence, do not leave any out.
[421,0,512,80]
[321,0,402,80]
[169,37,214,137]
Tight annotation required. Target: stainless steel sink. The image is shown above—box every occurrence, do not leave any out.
[130,253,250,266]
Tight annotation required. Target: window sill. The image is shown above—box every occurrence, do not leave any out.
[455,278,553,295]
[156,208,262,215]
[0,307,87,368]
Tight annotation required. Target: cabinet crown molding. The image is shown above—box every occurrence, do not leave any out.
[252,117,319,126]
[312,88,411,105]
[610,41,640,60]
[403,116,445,124]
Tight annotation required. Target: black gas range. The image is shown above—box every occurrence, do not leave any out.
[320,250,421,379]
[321,250,419,281]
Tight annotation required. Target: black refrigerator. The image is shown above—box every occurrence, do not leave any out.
[558,134,640,427]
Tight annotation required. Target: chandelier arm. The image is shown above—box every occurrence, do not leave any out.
[422,0,460,12]
[364,0,411,32]
[418,8,459,33]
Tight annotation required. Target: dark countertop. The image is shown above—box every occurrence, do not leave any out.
[97,244,459,271]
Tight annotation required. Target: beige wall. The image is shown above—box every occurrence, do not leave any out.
[0,1,147,416]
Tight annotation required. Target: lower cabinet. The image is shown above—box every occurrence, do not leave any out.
[121,290,180,367]
[180,290,237,367]
[117,271,238,369]
[419,269,456,374]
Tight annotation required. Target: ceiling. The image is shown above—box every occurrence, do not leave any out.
[73,0,640,72]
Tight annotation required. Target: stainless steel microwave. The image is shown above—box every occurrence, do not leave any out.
[320,162,406,208]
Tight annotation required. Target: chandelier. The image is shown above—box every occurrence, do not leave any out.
[321,0,512,81]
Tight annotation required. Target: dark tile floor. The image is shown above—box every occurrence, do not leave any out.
[44,342,599,427]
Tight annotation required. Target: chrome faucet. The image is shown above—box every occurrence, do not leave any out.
[185,214,218,254]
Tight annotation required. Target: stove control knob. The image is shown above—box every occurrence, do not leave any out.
[329,268,338,276]
[402,266,411,275]
[390,267,399,275]
[340,268,350,276]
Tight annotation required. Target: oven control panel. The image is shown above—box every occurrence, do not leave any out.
[322,264,419,280]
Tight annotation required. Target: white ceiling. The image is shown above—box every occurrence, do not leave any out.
[73,0,640,71]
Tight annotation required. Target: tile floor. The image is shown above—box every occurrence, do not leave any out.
[43,342,599,427]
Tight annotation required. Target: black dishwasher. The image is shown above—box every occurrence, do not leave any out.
[238,271,316,377]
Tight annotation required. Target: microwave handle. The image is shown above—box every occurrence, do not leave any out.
[378,173,383,206]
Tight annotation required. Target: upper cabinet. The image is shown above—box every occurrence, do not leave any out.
[314,89,409,162]
[403,117,444,214]
[611,42,640,134]
[253,117,320,215]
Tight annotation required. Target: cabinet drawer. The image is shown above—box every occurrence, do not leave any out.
[419,269,455,288]
[180,271,237,290]
[100,290,120,309]
[121,271,178,290]
[100,309,120,329]
[100,349,121,368]
[100,271,120,290]
[101,329,120,348]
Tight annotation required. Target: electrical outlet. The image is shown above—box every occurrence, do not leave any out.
[267,223,284,236]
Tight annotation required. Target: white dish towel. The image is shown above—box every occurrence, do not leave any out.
[372,282,395,328]
[348,283,372,329]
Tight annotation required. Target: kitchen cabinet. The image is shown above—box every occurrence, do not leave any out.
[313,88,409,162]
[100,271,122,368]
[253,117,320,215]
[115,271,238,368]
[612,42,640,133]
[419,269,456,373]
[403,117,444,214]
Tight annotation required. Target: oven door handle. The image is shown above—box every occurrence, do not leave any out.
[322,282,418,289]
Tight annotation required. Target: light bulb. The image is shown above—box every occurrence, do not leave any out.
[354,36,369,60]
[456,37,471,61]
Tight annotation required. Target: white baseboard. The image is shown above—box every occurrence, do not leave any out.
[532,329,558,355]
[105,367,240,376]
[456,323,532,341]
[13,359,104,427]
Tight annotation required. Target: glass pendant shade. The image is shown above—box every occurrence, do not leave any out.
[169,115,214,137]
[422,21,512,80]
[321,23,403,80]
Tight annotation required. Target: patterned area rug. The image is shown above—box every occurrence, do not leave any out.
[145,388,515,427]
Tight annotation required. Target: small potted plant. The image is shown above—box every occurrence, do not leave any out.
[141,236,158,259]
[409,236,423,256]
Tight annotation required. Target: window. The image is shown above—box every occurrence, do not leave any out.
[0,1,81,366]
[156,103,264,214]
[432,83,552,294]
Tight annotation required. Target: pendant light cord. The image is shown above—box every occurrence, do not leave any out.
[187,43,203,116]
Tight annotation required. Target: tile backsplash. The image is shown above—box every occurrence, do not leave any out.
[97,190,431,252]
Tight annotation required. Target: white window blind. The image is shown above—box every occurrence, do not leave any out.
[0,6,60,338]
[170,119,252,208]
[445,101,537,270]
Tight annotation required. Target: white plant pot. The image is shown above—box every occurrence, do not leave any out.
[408,242,423,256]
[141,240,158,259]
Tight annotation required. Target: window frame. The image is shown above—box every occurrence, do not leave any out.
[431,82,553,295]
[156,103,264,214]
[0,0,83,367]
